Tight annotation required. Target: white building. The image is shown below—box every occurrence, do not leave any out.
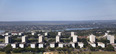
[5,36,11,43]
[11,43,18,48]
[56,35,60,43]
[71,32,75,37]
[11,32,18,36]
[19,43,25,48]
[44,32,48,36]
[5,33,11,35]
[30,43,36,48]
[22,35,27,43]
[19,32,23,36]
[38,43,44,48]
[97,42,105,48]
[50,43,55,48]
[107,35,112,40]
[38,34,41,36]
[78,42,84,48]
[31,32,35,35]
[70,42,76,48]
[89,34,96,43]
[73,35,78,43]
[110,36,114,44]
[58,43,64,48]
[58,32,62,36]
[89,42,96,47]
[38,35,43,43]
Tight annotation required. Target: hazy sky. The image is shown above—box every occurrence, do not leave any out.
[0,0,116,21]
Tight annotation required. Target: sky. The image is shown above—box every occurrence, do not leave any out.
[0,0,116,21]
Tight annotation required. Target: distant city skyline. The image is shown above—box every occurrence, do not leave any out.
[0,0,116,21]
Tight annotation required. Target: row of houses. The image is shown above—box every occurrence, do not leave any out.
[3,31,115,49]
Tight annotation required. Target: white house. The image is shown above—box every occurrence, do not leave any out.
[5,36,11,43]
[19,43,25,48]
[19,32,23,36]
[31,32,35,35]
[58,32,62,36]
[38,35,43,43]
[97,42,105,48]
[73,35,78,43]
[5,33,11,35]
[11,43,18,48]
[89,42,96,47]
[70,42,76,48]
[56,35,60,43]
[71,32,75,37]
[22,35,27,43]
[78,42,84,48]
[11,32,18,36]
[50,43,55,48]
[58,43,64,48]
[44,32,48,36]
[38,43,44,48]
[30,43,37,48]
[89,34,96,43]
[110,35,114,44]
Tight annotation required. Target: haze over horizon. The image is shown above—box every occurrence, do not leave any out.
[0,0,116,21]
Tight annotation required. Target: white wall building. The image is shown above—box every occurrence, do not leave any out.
[11,43,17,48]
[97,42,105,48]
[11,32,18,36]
[58,43,64,48]
[30,43,36,48]
[89,34,96,43]
[31,32,35,35]
[38,35,43,43]
[22,35,27,43]
[19,32,23,36]
[44,32,48,36]
[5,36,11,43]
[50,43,55,48]
[78,42,84,48]
[89,42,96,47]
[56,35,60,43]
[19,43,25,48]
[58,32,61,36]
[70,42,76,48]
[5,33,11,35]
[110,36,114,44]
[73,35,78,43]
[38,43,44,48]
[71,32,75,37]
